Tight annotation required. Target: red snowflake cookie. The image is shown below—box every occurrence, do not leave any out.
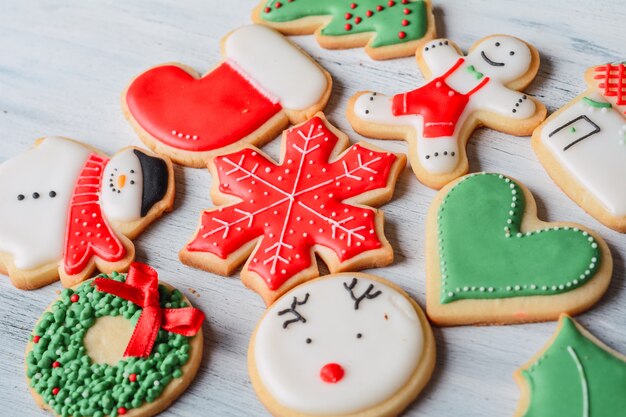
[180,114,406,304]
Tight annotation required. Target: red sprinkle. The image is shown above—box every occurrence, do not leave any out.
[345,12,352,19]
[354,16,362,24]
[403,8,411,14]
[388,0,396,5]
[118,408,127,415]
[52,388,60,395]
[402,19,409,26]
[398,31,407,39]
[264,7,271,13]
[345,23,353,31]
[129,373,137,382]
[70,294,79,303]
[275,1,282,8]
[33,336,41,344]
[376,5,384,11]
[52,361,61,368]
[350,2,357,8]
[402,0,409,3]
[366,10,373,17]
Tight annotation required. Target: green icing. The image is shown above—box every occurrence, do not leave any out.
[582,96,612,109]
[437,173,601,304]
[466,65,484,80]
[520,317,626,417]
[26,272,192,417]
[261,0,428,48]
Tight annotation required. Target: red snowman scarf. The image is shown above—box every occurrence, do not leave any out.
[63,153,126,276]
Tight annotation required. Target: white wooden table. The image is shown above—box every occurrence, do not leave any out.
[1,1,624,416]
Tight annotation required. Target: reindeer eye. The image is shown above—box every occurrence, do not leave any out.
[356,333,363,339]
[306,338,312,344]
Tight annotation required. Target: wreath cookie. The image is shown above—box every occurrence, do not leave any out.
[514,314,626,417]
[532,61,626,232]
[347,34,547,189]
[25,263,205,417]
[123,24,332,168]
[425,173,612,326]
[179,114,406,306]
[0,137,174,290]
[248,273,436,417]
[252,0,437,61]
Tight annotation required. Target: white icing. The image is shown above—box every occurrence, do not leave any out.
[224,25,328,110]
[0,137,90,269]
[542,92,626,216]
[101,149,144,222]
[254,275,424,415]
[351,35,537,175]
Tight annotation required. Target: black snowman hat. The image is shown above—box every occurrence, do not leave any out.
[133,149,169,217]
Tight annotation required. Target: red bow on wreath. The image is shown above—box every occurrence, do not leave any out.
[94,262,205,358]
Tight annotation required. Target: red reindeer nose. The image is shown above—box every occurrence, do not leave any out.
[320,363,345,384]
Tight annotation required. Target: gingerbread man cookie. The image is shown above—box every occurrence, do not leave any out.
[347,35,547,189]
[252,0,437,60]
[533,61,626,232]
[25,263,205,417]
[249,273,435,417]
[0,137,174,289]
[425,173,612,326]
[180,114,406,305]
[123,24,332,168]
[514,314,626,417]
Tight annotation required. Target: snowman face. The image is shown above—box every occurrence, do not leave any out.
[254,276,424,415]
[101,149,144,222]
[470,35,532,83]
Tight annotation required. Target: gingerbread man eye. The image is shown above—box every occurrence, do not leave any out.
[495,42,501,47]
[356,333,363,339]
[306,338,312,344]
[510,51,515,56]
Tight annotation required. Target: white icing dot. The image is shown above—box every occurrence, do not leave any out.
[265,167,271,173]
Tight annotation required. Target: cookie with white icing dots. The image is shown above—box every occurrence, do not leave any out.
[179,113,406,305]
[252,0,437,60]
[347,35,547,189]
[248,273,436,417]
[425,173,612,326]
[532,61,626,232]
[514,314,626,417]
[0,137,174,290]
[25,263,205,417]
[123,24,332,168]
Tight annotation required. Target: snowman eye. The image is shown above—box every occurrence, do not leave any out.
[17,194,25,201]
[495,42,500,47]
[510,51,515,56]
[306,338,312,344]
[130,170,135,174]
[356,333,363,339]
[130,180,135,185]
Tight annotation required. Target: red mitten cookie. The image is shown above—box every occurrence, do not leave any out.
[123,25,332,168]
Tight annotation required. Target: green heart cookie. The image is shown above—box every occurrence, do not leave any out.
[437,173,600,304]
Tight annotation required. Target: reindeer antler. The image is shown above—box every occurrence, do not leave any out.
[343,278,382,310]
[277,293,310,329]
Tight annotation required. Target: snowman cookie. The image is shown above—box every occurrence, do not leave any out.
[248,273,436,417]
[123,24,332,168]
[532,62,626,232]
[425,173,612,326]
[347,35,547,189]
[26,263,205,417]
[514,314,626,417]
[0,137,174,290]
[180,114,406,306]
[252,0,437,60]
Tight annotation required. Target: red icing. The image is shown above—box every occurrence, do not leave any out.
[320,363,345,383]
[70,294,79,303]
[186,117,398,291]
[118,407,127,415]
[63,154,126,276]
[392,58,489,138]
[52,388,60,395]
[126,63,282,152]
[594,63,626,108]
[33,336,41,343]
[129,373,137,382]
[52,361,61,368]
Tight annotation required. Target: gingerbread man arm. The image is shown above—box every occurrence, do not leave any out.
[473,82,536,120]
[419,39,464,78]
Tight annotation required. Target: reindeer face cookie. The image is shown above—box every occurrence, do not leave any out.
[0,137,174,289]
[249,273,435,417]
[347,35,547,189]
[123,25,331,168]
[532,62,626,232]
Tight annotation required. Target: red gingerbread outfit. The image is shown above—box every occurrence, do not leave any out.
[392,58,489,137]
